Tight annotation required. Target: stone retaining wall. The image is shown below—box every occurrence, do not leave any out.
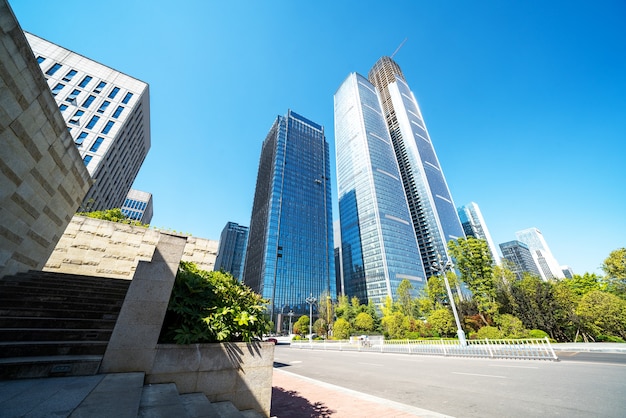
[44,216,218,279]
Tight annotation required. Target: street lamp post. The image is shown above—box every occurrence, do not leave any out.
[288,310,294,335]
[305,294,316,343]
[432,256,466,346]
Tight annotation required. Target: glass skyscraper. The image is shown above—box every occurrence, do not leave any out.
[458,202,500,265]
[335,73,426,306]
[515,227,564,280]
[499,240,542,280]
[243,110,335,324]
[214,222,249,282]
[368,57,465,278]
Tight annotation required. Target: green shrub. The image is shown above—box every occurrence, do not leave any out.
[596,334,625,343]
[476,326,503,339]
[159,262,270,344]
[528,329,549,339]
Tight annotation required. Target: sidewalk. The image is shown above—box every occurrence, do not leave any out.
[270,368,452,418]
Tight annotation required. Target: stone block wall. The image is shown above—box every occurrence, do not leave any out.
[0,1,92,278]
[44,215,219,279]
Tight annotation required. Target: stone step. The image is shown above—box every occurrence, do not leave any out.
[0,298,126,313]
[0,283,129,299]
[138,383,190,417]
[12,270,131,286]
[212,401,247,418]
[0,355,102,379]
[0,340,109,358]
[179,392,221,418]
[0,316,117,330]
[0,306,121,320]
[0,327,112,342]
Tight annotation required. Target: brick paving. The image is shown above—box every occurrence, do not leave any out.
[270,369,450,418]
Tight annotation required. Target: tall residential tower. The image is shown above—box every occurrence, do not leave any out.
[367,57,465,278]
[27,32,151,212]
[243,111,335,327]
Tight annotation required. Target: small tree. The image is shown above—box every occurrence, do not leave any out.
[313,318,328,337]
[427,308,455,337]
[353,312,375,333]
[333,318,351,339]
[293,315,310,336]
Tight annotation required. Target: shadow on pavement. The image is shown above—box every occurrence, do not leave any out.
[271,386,335,417]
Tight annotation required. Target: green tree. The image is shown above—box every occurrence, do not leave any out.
[496,314,528,338]
[335,295,355,323]
[293,315,310,336]
[427,308,455,337]
[353,312,375,332]
[317,291,334,325]
[397,279,418,318]
[333,318,351,339]
[561,273,606,297]
[448,237,497,325]
[602,248,626,298]
[382,311,409,339]
[576,290,626,340]
[313,318,327,336]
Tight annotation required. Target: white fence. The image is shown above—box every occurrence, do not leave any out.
[290,337,558,361]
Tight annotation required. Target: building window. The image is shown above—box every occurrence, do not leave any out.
[45,63,62,76]
[83,155,92,166]
[89,136,104,152]
[94,81,107,93]
[78,75,92,88]
[59,104,68,112]
[69,110,84,125]
[112,106,124,118]
[36,56,45,64]
[82,95,96,108]
[75,132,88,146]
[108,87,120,99]
[122,92,133,104]
[66,89,81,104]
[101,121,115,134]
[86,115,100,129]
[51,83,65,96]
[97,101,110,113]
[62,70,77,82]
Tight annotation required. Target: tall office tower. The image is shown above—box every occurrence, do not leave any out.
[367,57,465,278]
[214,222,249,282]
[561,265,575,279]
[243,110,335,324]
[458,202,501,265]
[516,227,564,280]
[335,73,426,307]
[121,189,153,224]
[26,33,151,212]
[499,240,542,280]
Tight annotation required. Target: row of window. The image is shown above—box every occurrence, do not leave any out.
[123,199,148,211]
[40,57,134,104]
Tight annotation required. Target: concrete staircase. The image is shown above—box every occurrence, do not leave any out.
[0,270,131,379]
[0,372,264,417]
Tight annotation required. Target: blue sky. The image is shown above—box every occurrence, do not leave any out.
[11,0,625,275]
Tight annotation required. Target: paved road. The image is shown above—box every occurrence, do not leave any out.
[274,345,626,417]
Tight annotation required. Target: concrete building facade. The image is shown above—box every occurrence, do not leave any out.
[26,32,151,212]
[121,188,153,224]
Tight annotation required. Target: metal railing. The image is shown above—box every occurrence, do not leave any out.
[290,337,558,361]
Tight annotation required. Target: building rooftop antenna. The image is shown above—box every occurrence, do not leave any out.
[390,38,408,59]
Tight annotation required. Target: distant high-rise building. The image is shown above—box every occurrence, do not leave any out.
[214,222,249,282]
[499,240,542,280]
[121,189,153,224]
[367,57,465,278]
[458,202,500,265]
[516,227,564,280]
[243,110,335,326]
[561,265,575,279]
[26,32,151,212]
[335,72,426,307]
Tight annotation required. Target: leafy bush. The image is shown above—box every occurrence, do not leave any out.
[528,329,549,339]
[496,314,528,338]
[77,208,148,227]
[333,318,351,339]
[476,326,503,339]
[596,334,625,343]
[159,262,270,344]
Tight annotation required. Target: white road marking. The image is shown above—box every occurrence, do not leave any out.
[452,372,506,378]
[358,362,383,366]
[489,364,538,369]
[289,360,302,364]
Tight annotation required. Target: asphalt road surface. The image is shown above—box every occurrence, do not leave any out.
[274,345,626,417]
